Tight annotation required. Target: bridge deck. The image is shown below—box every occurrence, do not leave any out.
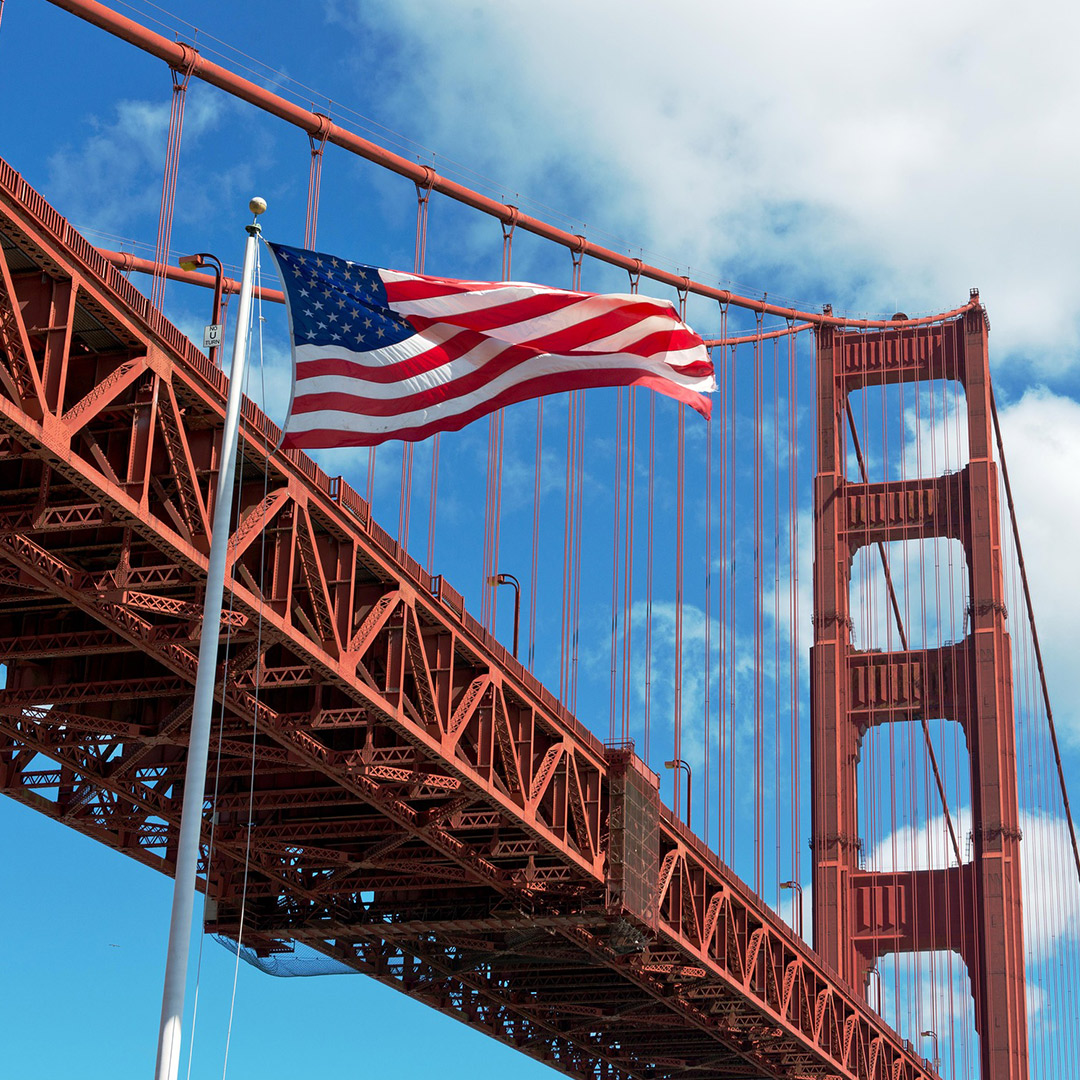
[0,155,932,1080]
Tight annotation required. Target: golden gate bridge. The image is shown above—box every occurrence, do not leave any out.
[0,2,1077,1078]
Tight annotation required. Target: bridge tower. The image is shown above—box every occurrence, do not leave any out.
[810,306,1028,1079]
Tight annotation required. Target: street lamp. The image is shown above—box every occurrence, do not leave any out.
[487,572,521,657]
[664,758,691,829]
[920,1030,940,1074]
[779,880,804,939]
[178,252,224,366]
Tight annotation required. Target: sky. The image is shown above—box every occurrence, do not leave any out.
[1,1,1079,1077]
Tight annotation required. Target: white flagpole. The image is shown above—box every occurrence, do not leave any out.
[154,197,267,1080]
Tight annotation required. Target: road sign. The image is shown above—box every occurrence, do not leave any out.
[203,323,223,350]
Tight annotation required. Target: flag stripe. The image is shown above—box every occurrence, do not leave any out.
[293,324,711,393]
[284,368,711,449]
[289,347,713,422]
[267,241,715,448]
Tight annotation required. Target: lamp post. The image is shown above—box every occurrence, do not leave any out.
[488,572,521,657]
[779,880,804,939]
[664,758,691,829]
[920,1030,940,1074]
[178,251,224,366]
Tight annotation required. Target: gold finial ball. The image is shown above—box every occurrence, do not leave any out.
[249,197,268,216]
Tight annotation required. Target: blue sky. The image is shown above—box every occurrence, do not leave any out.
[2,1,1079,1077]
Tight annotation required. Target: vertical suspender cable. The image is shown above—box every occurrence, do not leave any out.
[716,310,728,856]
[753,311,763,893]
[304,117,330,249]
[644,393,656,766]
[609,387,623,743]
[673,404,685,816]
[672,286,688,818]
[570,391,585,711]
[704,384,713,847]
[728,341,738,864]
[620,264,641,743]
[414,175,436,564]
[483,215,515,629]
[560,390,576,700]
[773,335,782,895]
[989,383,1080,885]
[787,325,800,888]
[569,245,586,710]
[528,398,543,670]
[151,58,195,312]
[621,385,636,744]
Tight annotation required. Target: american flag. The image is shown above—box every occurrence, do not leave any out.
[268,241,715,449]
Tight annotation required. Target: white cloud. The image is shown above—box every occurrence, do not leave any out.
[337,0,1080,369]
[867,808,1080,962]
[46,87,227,234]
[995,388,1080,745]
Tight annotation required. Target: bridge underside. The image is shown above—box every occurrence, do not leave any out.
[0,156,934,1080]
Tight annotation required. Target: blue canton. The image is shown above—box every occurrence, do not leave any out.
[268,242,413,350]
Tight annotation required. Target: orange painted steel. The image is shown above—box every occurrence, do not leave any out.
[97,248,797,351]
[99,248,285,305]
[50,0,978,334]
[811,319,1028,1079]
[0,158,943,1080]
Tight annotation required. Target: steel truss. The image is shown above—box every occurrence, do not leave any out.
[0,155,933,1080]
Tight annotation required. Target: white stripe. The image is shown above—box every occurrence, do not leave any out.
[300,321,458,371]
[296,334,510,399]
[555,313,693,357]
[384,271,678,330]
[294,337,709,401]
[290,347,715,434]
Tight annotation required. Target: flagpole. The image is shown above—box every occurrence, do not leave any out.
[154,197,266,1080]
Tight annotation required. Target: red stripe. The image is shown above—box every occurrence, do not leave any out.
[294,334,708,418]
[294,340,560,416]
[382,274,548,302]
[295,325,709,394]
[389,287,679,344]
[285,368,712,449]
[296,326,490,384]
[403,309,693,360]
[385,287,593,331]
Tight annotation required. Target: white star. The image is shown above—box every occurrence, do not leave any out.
[331,332,341,341]
[313,301,323,311]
